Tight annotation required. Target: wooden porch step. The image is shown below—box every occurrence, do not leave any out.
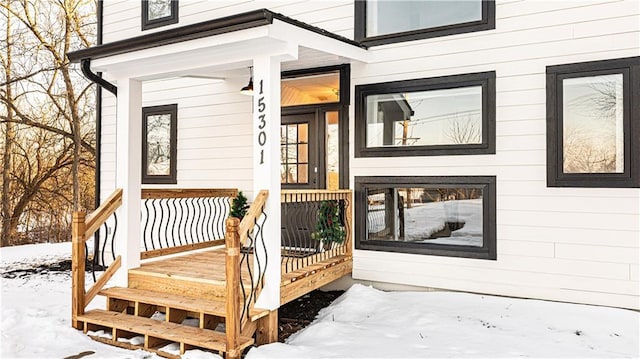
[78,309,254,353]
[100,287,226,317]
[100,286,271,321]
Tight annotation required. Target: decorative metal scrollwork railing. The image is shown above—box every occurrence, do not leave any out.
[140,189,238,259]
[280,190,352,274]
[224,190,269,352]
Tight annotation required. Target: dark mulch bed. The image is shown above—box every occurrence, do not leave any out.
[1,259,73,278]
[278,290,344,342]
[0,259,105,279]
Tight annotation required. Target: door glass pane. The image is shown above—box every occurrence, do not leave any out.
[367,187,484,247]
[298,123,308,143]
[298,144,308,162]
[280,123,309,184]
[366,86,482,148]
[326,111,340,190]
[298,164,308,183]
[562,74,624,173]
[366,0,482,37]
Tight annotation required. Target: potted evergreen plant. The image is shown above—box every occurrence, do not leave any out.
[311,200,346,251]
[230,191,248,221]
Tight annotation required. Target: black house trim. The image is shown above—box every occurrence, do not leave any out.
[67,9,365,63]
[546,56,640,188]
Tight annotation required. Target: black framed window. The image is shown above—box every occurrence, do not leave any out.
[355,176,496,260]
[546,57,640,188]
[355,71,495,157]
[355,0,495,46]
[142,0,178,31]
[281,122,311,185]
[142,104,177,184]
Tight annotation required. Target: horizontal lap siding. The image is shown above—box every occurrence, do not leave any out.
[99,0,355,202]
[102,1,354,44]
[98,77,253,200]
[98,0,640,308]
[351,0,640,309]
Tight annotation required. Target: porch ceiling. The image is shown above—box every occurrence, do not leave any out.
[67,9,370,81]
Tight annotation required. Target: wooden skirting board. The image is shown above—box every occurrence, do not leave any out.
[280,257,352,305]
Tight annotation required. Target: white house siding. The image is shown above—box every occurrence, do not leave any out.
[101,1,354,44]
[98,0,640,309]
[98,76,253,200]
[350,0,640,310]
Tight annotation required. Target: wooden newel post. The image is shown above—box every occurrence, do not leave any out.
[71,211,86,330]
[225,217,241,359]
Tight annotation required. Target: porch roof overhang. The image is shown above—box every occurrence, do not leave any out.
[67,9,371,81]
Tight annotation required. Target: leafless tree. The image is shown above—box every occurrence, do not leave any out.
[563,76,622,173]
[0,0,96,246]
[445,114,481,145]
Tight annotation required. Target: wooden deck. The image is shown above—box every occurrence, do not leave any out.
[77,248,352,358]
[129,247,352,305]
[72,188,353,358]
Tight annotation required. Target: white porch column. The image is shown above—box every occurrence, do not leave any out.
[114,78,142,286]
[252,55,282,310]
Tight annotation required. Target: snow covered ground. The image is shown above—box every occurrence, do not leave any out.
[2,243,639,358]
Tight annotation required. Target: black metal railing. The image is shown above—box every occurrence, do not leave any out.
[239,205,268,321]
[225,189,269,330]
[280,190,352,274]
[87,212,118,282]
[140,189,238,258]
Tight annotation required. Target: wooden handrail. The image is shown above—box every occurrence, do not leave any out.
[85,256,121,304]
[281,189,351,203]
[238,190,269,246]
[84,188,123,241]
[141,188,238,199]
[281,189,352,195]
[224,217,241,359]
[71,188,123,330]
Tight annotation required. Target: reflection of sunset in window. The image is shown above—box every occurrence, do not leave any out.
[562,75,624,174]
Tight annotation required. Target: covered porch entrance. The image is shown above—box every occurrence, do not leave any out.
[66,9,369,359]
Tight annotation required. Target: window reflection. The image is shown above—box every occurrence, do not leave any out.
[367,187,484,247]
[147,0,173,20]
[562,74,624,174]
[366,86,482,148]
[145,114,171,176]
[366,0,482,37]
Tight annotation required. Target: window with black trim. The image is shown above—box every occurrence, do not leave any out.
[355,176,496,260]
[142,104,177,184]
[546,57,640,188]
[142,0,178,31]
[355,0,495,46]
[355,71,495,157]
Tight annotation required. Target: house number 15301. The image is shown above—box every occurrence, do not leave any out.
[257,79,266,165]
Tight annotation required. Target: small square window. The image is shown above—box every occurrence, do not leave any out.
[355,0,495,46]
[546,57,640,188]
[142,104,177,184]
[142,0,178,31]
[355,176,496,260]
[355,71,496,157]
